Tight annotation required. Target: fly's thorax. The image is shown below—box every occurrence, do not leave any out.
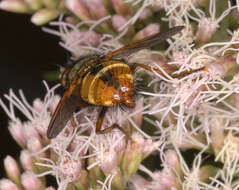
[80,59,135,107]
[60,55,100,89]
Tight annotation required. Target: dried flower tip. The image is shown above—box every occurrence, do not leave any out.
[20,150,34,171]
[0,179,21,190]
[0,0,31,13]
[4,156,20,185]
[21,171,44,190]
[31,8,59,25]
[65,0,91,20]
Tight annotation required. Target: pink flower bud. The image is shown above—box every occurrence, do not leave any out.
[100,151,118,175]
[192,0,207,6]
[151,1,163,11]
[205,55,236,79]
[64,30,101,49]
[196,18,217,44]
[58,156,82,182]
[85,0,108,19]
[0,0,31,13]
[4,156,20,185]
[0,179,21,190]
[139,8,152,20]
[65,16,79,24]
[130,174,150,190]
[27,137,46,157]
[80,31,101,46]
[151,169,179,190]
[32,114,51,137]
[21,172,44,190]
[122,134,145,179]
[8,120,26,148]
[32,98,44,113]
[65,0,91,20]
[134,24,160,40]
[130,97,144,128]
[111,0,132,16]
[31,8,59,26]
[48,95,60,115]
[210,118,225,155]
[112,15,127,32]
[23,123,40,141]
[20,150,34,171]
[130,132,156,158]
[164,150,182,175]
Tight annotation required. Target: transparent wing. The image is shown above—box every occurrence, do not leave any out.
[106,26,184,59]
[47,91,80,139]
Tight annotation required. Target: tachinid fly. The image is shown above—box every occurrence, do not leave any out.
[47,26,185,139]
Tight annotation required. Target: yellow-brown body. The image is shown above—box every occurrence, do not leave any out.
[61,55,135,108]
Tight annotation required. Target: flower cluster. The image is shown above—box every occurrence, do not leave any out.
[1,0,239,190]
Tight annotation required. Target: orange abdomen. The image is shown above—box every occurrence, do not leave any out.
[80,60,134,106]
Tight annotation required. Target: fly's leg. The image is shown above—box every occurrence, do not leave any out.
[96,107,129,138]
[70,117,77,128]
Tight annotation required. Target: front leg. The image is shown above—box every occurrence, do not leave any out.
[96,107,127,135]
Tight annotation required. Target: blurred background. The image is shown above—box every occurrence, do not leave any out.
[0,10,65,177]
